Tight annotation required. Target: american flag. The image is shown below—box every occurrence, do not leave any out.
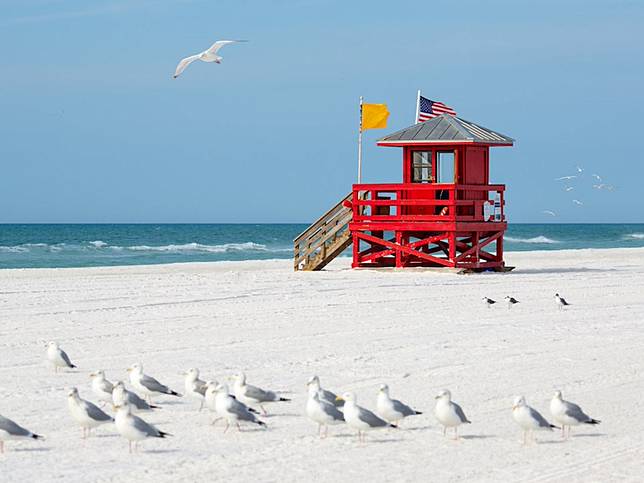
[417,95,456,122]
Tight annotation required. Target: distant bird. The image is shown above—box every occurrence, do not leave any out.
[67,388,114,439]
[505,296,520,309]
[593,184,615,191]
[114,402,170,453]
[572,199,583,206]
[0,414,43,453]
[339,392,396,443]
[554,293,570,310]
[306,375,343,407]
[434,389,471,439]
[564,186,574,191]
[482,297,496,308]
[183,368,207,411]
[512,396,558,444]
[46,341,76,372]
[112,381,159,413]
[90,370,114,406]
[233,373,290,415]
[173,39,248,78]
[213,383,266,432]
[376,384,422,426]
[555,175,577,181]
[542,210,557,217]
[306,385,345,438]
[592,174,602,181]
[576,166,584,174]
[127,363,181,403]
[550,390,600,439]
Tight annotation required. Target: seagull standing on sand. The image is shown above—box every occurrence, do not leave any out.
[173,39,248,78]
[434,389,471,439]
[550,390,600,439]
[505,296,520,309]
[46,341,76,372]
[114,402,170,453]
[482,297,496,308]
[183,368,207,411]
[214,383,266,432]
[127,363,181,403]
[0,414,43,453]
[112,381,160,413]
[376,384,422,426]
[555,293,570,310]
[306,385,345,438]
[306,375,343,407]
[338,392,396,443]
[90,370,114,406]
[67,388,114,439]
[233,373,290,415]
[512,396,558,445]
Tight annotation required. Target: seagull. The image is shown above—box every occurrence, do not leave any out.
[338,392,396,443]
[376,384,422,426]
[127,363,181,403]
[576,166,584,174]
[512,396,558,445]
[114,402,170,453]
[46,341,76,372]
[306,385,345,438]
[564,186,574,191]
[572,199,583,206]
[593,184,615,191]
[542,210,556,217]
[555,175,577,181]
[90,370,114,406]
[306,375,343,407]
[233,373,290,415]
[214,383,266,432]
[183,368,207,411]
[0,414,43,453]
[554,293,570,310]
[67,388,114,439]
[434,389,471,439]
[550,390,600,439]
[592,174,602,181]
[505,296,520,309]
[482,297,496,308]
[173,39,248,78]
[112,381,160,413]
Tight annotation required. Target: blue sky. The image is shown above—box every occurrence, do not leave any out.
[1,0,643,223]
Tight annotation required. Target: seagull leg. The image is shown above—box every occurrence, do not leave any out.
[522,431,527,445]
[324,425,329,439]
[236,423,242,433]
[454,427,459,440]
[129,441,132,454]
[0,441,4,453]
[199,400,204,412]
[223,421,230,434]
[260,404,267,415]
[211,417,221,426]
[443,426,447,436]
[318,424,322,437]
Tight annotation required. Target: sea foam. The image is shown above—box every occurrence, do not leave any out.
[505,235,559,244]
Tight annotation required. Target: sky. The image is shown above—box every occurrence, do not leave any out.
[1,0,643,223]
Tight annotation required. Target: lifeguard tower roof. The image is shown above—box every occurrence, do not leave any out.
[377,114,514,146]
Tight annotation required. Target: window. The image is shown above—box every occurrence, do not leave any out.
[437,151,455,183]
[412,151,433,183]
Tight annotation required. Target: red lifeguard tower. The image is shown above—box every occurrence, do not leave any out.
[293,114,514,272]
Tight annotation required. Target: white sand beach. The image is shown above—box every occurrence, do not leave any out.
[1,247,644,482]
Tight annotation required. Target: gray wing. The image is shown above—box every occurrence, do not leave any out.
[320,401,345,422]
[100,380,114,393]
[140,374,171,394]
[84,401,113,422]
[358,407,389,428]
[229,398,258,422]
[60,350,75,368]
[392,399,417,417]
[564,401,591,422]
[529,407,553,428]
[0,415,32,436]
[320,388,343,406]
[195,380,207,396]
[452,402,470,423]
[245,384,276,402]
[132,415,163,437]
[127,390,152,410]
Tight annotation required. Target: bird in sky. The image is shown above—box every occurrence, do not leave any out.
[576,166,583,174]
[542,210,556,217]
[564,186,574,191]
[572,199,583,206]
[173,40,248,78]
[555,176,577,181]
[592,174,602,181]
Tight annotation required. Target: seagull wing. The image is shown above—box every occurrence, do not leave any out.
[0,415,33,437]
[206,39,247,55]
[60,350,75,368]
[244,384,276,402]
[358,407,389,428]
[173,54,201,78]
[528,406,554,429]
[140,374,171,394]
[452,402,471,423]
[132,414,165,437]
[83,401,113,422]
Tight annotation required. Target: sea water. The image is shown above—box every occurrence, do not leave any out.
[1,224,644,269]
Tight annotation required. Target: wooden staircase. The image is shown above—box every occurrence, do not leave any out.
[293,193,354,271]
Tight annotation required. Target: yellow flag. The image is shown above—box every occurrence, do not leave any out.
[362,103,389,130]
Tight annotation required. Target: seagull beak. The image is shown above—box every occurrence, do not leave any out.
[335,396,344,402]
[89,372,96,378]
[512,404,518,410]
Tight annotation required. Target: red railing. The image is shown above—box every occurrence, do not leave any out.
[351,183,505,223]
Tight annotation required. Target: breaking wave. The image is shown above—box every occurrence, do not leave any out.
[0,241,291,254]
[123,242,272,253]
[624,233,644,240]
[505,235,560,244]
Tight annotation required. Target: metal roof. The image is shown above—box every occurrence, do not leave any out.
[377,114,514,146]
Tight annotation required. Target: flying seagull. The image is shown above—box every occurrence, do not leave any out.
[555,176,577,181]
[550,390,600,439]
[572,199,583,206]
[564,186,574,191]
[592,174,602,181]
[576,166,584,174]
[173,40,248,78]
[542,210,556,217]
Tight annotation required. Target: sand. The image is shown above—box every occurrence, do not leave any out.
[1,248,644,482]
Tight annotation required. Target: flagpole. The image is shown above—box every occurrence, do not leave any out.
[415,89,421,124]
[357,96,363,183]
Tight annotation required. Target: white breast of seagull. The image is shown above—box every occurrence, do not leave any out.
[434,399,462,427]
[115,410,145,441]
[306,391,339,425]
[68,397,95,427]
[376,392,400,421]
[513,405,548,431]
[343,401,372,430]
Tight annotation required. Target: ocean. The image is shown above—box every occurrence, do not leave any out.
[1,224,643,269]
